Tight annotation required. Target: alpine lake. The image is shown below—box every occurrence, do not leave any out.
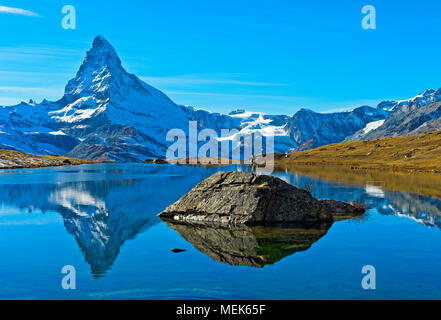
[0,163,441,299]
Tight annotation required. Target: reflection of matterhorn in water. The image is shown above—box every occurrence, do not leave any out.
[50,180,158,277]
[0,176,162,277]
[0,164,222,276]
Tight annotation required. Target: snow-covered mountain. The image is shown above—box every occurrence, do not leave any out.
[1,35,440,161]
[52,35,193,161]
[286,106,386,151]
[0,178,159,275]
[346,88,441,141]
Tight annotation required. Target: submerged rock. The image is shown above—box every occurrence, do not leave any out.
[159,171,365,224]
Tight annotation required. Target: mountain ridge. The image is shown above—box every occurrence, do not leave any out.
[1,35,441,161]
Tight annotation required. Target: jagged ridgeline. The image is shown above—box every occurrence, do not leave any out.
[1,35,441,161]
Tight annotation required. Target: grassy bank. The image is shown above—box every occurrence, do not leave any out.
[275,130,441,174]
[0,149,97,169]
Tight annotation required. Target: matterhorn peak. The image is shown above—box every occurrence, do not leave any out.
[79,35,122,74]
[63,35,130,102]
[88,35,121,65]
[59,35,179,125]
[92,35,113,49]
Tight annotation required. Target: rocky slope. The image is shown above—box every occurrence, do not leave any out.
[346,89,441,141]
[286,106,386,151]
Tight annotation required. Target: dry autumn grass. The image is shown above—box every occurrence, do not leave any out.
[0,149,97,169]
[275,130,441,174]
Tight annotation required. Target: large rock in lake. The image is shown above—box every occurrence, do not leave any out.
[159,171,365,224]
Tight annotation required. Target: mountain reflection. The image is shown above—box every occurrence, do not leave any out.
[55,181,158,277]
[1,164,441,274]
[0,179,159,276]
[160,180,441,267]
[377,191,441,228]
[275,172,441,230]
[162,220,332,267]
[0,164,236,276]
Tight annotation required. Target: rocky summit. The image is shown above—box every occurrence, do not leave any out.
[158,171,365,224]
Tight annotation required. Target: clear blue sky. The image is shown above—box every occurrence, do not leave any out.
[1,0,441,115]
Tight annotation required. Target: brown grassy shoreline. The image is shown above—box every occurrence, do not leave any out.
[274,130,441,174]
[0,149,97,170]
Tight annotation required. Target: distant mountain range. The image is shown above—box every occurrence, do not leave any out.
[1,35,440,161]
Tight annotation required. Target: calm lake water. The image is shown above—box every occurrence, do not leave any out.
[1,163,441,300]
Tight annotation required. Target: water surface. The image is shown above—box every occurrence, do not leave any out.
[0,163,440,299]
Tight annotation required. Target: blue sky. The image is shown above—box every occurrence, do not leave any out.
[1,0,441,115]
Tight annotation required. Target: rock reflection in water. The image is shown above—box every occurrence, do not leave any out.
[162,220,332,267]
